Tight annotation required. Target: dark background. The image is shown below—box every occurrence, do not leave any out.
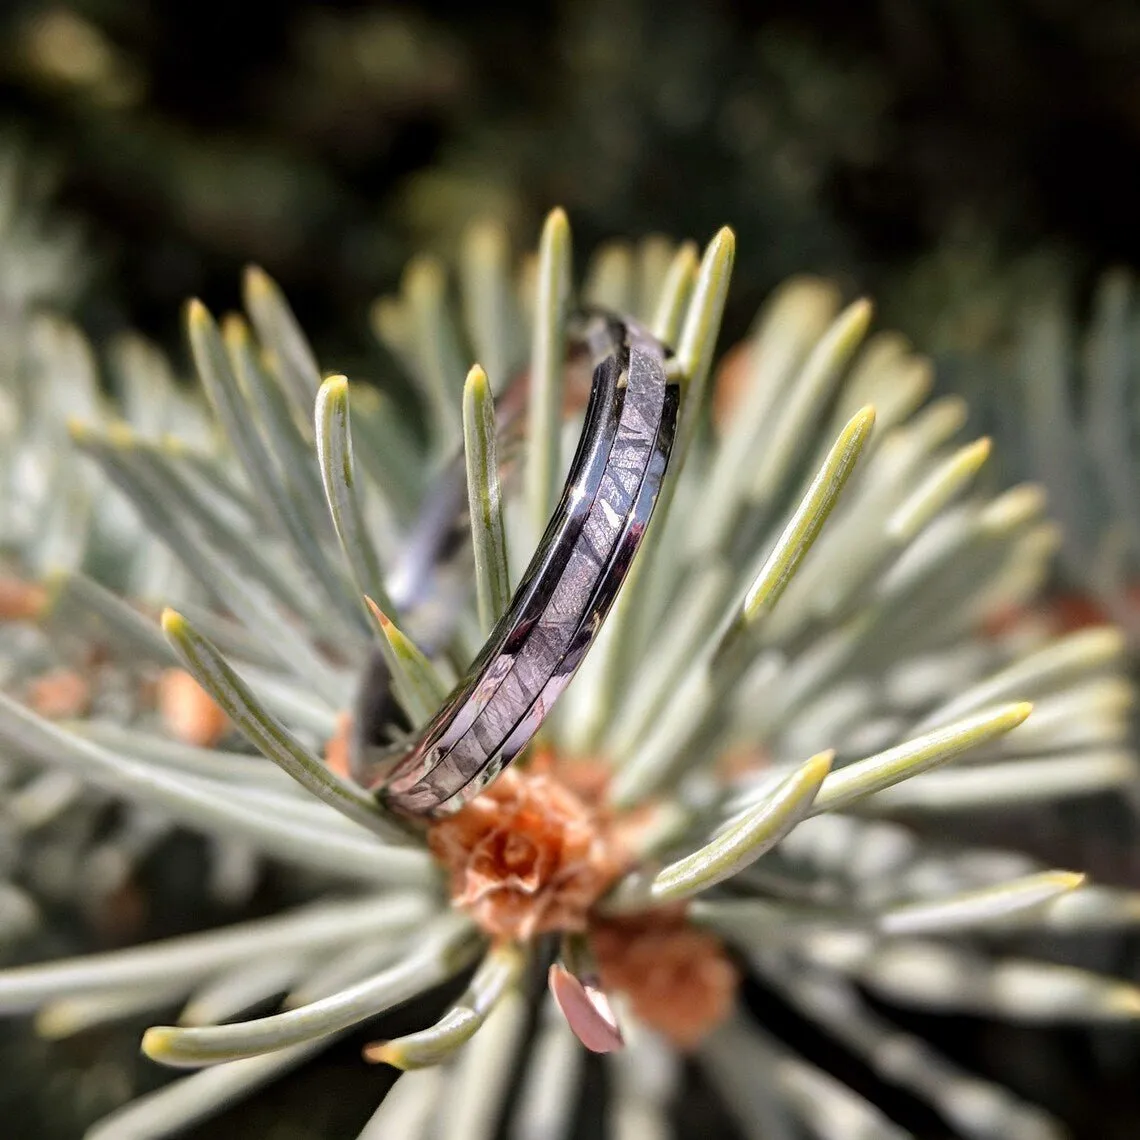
[5,0,1140,360]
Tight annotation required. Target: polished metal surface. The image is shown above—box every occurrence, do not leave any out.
[358,312,679,818]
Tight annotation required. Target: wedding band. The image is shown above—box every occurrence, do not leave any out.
[362,312,678,818]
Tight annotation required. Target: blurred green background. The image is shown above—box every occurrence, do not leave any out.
[5,0,1140,357]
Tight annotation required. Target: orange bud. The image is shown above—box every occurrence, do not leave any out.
[27,669,91,719]
[324,711,353,779]
[0,576,48,622]
[711,340,754,431]
[157,669,230,747]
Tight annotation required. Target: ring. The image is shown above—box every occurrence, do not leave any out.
[357,311,679,818]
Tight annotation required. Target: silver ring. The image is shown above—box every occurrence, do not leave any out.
[358,312,678,818]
